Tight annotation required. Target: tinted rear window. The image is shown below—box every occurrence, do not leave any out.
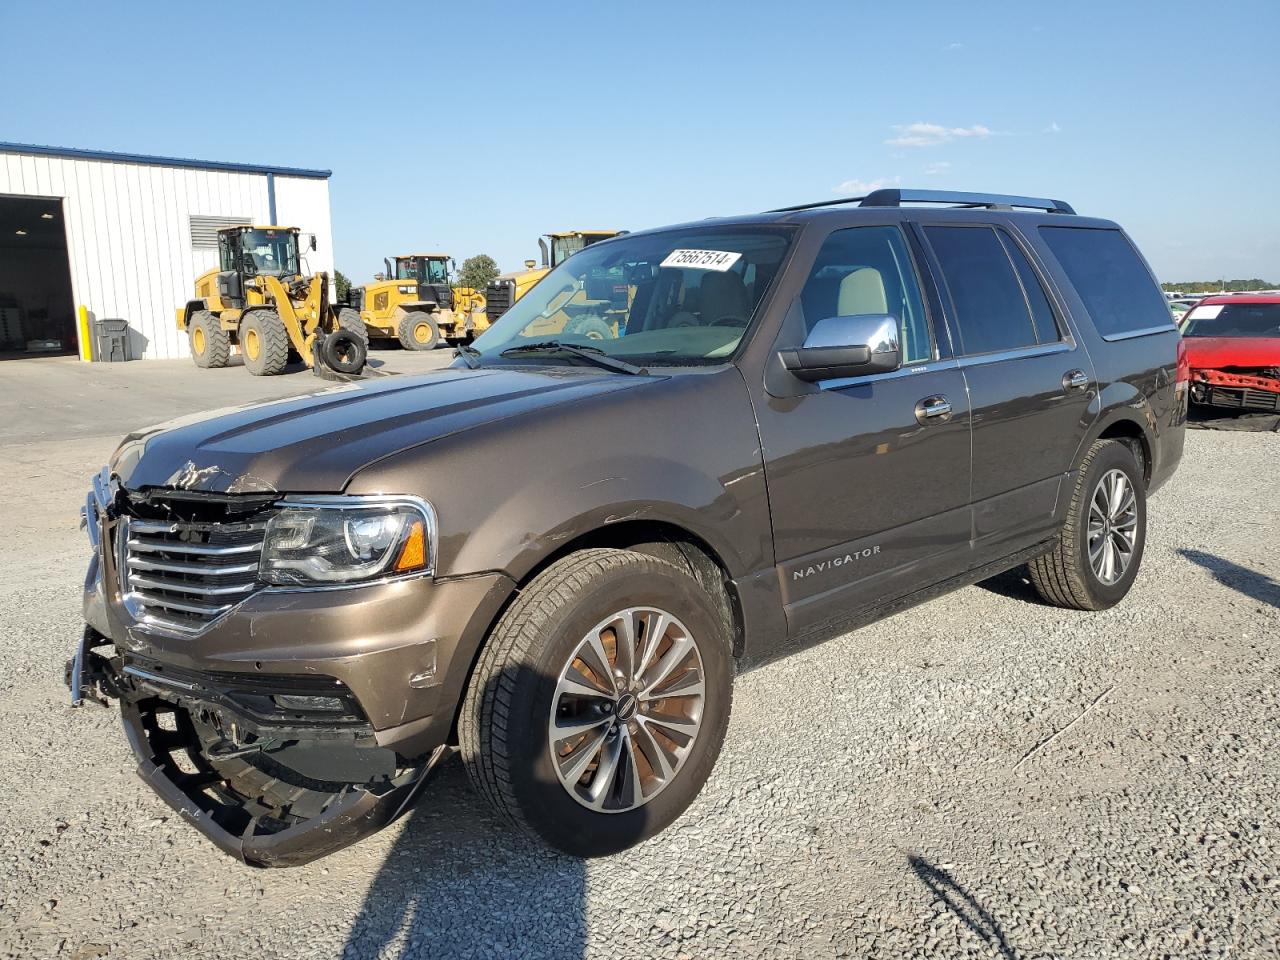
[926,225,1038,355]
[1039,227,1172,338]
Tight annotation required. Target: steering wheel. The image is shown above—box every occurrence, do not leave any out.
[710,316,748,327]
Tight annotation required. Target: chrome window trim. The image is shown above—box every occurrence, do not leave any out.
[955,340,1074,369]
[819,358,960,390]
[1099,324,1178,343]
[817,339,1076,390]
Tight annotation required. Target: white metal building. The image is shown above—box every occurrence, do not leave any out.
[0,142,335,361]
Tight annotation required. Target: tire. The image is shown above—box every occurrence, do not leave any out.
[319,329,367,374]
[337,307,368,349]
[239,310,289,376]
[459,548,733,858]
[188,310,230,369]
[566,316,613,340]
[1027,439,1147,610]
[397,311,440,350]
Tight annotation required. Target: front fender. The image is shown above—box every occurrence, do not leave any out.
[461,454,759,583]
[345,369,772,583]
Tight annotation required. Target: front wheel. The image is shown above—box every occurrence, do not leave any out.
[1027,439,1147,610]
[459,548,733,857]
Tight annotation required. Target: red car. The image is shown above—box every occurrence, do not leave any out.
[1181,294,1280,412]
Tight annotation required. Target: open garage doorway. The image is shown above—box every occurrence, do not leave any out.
[0,195,76,359]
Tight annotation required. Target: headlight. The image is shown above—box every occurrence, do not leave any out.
[260,496,433,586]
[398,284,416,295]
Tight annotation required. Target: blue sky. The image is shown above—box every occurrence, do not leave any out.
[2,0,1276,282]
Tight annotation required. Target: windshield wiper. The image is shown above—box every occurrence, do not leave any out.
[498,341,647,375]
[454,342,483,369]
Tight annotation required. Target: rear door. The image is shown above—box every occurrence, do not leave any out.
[754,221,973,641]
[917,221,1096,557]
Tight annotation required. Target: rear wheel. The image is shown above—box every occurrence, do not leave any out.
[1027,439,1146,610]
[398,311,440,350]
[239,310,289,376]
[459,548,733,857]
[188,310,230,369]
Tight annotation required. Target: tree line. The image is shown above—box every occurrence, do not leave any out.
[1161,279,1278,294]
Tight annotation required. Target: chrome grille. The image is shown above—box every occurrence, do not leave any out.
[120,517,266,634]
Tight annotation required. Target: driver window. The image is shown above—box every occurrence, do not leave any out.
[798,226,932,365]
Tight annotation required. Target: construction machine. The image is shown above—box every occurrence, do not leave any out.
[482,231,621,325]
[176,225,366,376]
[345,254,488,351]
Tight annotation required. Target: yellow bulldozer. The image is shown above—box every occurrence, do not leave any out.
[344,254,488,351]
[482,230,621,325]
[176,225,366,376]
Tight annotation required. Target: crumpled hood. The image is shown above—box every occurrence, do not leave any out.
[112,367,654,493]
[1183,336,1280,370]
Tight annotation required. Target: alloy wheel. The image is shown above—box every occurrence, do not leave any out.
[549,607,705,813]
[1088,468,1138,585]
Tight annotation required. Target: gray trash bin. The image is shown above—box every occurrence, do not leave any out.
[93,318,131,362]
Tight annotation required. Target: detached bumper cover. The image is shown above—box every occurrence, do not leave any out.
[66,629,447,867]
[122,696,447,867]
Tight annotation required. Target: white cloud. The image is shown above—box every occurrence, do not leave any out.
[885,122,992,148]
[1044,121,1061,134]
[946,42,963,49]
[924,161,951,176]
[832,176,900,195]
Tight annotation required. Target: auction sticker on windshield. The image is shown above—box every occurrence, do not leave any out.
[1186,304,1223,321]
[661,249,743,271]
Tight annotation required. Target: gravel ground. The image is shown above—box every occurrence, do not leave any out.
[0,385,1276,959]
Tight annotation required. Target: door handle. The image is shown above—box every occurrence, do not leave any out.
[1063,369,1089,391]
[915,395,953,425]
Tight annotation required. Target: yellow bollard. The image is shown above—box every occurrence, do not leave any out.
[78,305,93,361]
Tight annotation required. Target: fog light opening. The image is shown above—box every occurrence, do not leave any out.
[272,693,348,713]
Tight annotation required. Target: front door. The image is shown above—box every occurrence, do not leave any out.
[754,223,974,643]
[917,222,1096,557]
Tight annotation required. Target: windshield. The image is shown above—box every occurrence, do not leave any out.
[396,258,450,284]
[241,229,298,277]
[471,226,793,366]
[1183,302,1280,338]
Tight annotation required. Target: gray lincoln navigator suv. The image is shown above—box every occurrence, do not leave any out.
[68,189,1186,866]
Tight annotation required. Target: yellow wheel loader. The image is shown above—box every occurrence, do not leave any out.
[482,231,622,326]
[345,254,488,351]
[176,226,366,376]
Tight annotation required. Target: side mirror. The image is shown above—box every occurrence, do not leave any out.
[310,235,318,251]
[779,314,901,383]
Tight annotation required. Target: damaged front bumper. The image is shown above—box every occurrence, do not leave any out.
[68,479,515,866]
[66,628,448,867]
[1189,368,1280,413]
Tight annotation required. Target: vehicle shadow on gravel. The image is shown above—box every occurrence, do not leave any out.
[1179,549,1280,609]
[907,855,1020,960]
[974,567,1049,606]
[341,753,588,960]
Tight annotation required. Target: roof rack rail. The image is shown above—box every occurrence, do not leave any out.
[771,189,1075,215]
